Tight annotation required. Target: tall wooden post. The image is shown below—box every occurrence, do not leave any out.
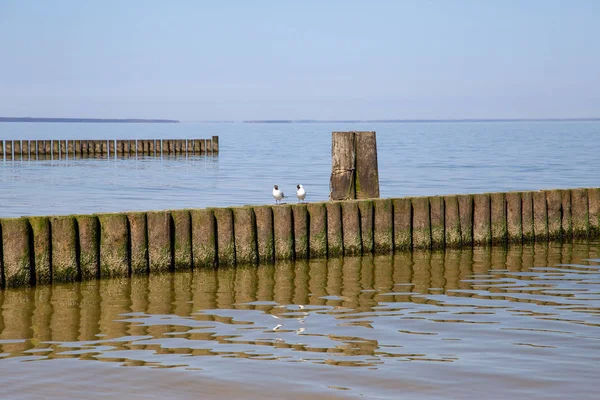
[330,131,379,201]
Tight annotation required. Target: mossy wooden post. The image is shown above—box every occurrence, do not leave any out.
[355,131,379,199]
[412,197,431,249]
[29,216,52,284]
[50,216,79,282]
[358,200,374,254]
[233,207,257,265]
[190,209,217,268]
[444,196,461,248]
[81,140,89,155]
[136,140,143,155]
[490,192,507,244]
[342,201,362,256]
[171,210,192,270]
[67,140,74,157]
[52,140,59,156]
[127,212,148,275]
[149,139,156,155]
[155,139,162,155]
[30,140,38,159]
[292,204,309,259]
[37,139,45,156]
[13,141,21,158]
[206,138,212,153]
[23,140,31,158]
[89,140,97,156]
[254,206,274,263]
[60,140,67,156]
[0,140,3,158]
[147,211,173,272]
[473,193,491,246]
[392,198,411,251]
[457,194,473,246]
[506,192,522,242]
[96,140,103,155]
[45,140,52,156]
[307,202,327,258]
[1,218,33,287]
[98,213,129,277]
[587,188,600,236]
[213,208,236,265]
[560,189,572,238]
[101,140,108,155]
[521,191,534,242]
[330,132,356,200]
[326,202,343,257]
[212,136,219,153]
[199,139,206,154]
[532,191,548,241]
[5,141,12,159]
[122,140,129,155]
[370,198,392,253]
[168,139,175,154]
[76,215,100,280]
[571,188,589,238]
[194,139,202,154]
[546,190,562,239]
[74,140,81,156]
[430,196,445,248]
[129,140,136,155]
[273,205,294,260]
[108,140,115,156]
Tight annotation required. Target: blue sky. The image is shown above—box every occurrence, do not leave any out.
[0,0,598,121]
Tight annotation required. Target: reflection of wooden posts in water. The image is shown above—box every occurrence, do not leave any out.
[330,131,379,200]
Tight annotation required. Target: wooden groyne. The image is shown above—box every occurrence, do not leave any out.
[0,136,219,159]
[1,187,599,288]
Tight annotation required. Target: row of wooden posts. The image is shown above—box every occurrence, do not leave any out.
[0,137,219,159]
[0,187,598,288]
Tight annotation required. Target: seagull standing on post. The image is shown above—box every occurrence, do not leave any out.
[296,184,306,202]
[273,185,285,204]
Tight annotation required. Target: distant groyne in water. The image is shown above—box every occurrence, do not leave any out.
[0,187,598,288]
[1,137,219,159]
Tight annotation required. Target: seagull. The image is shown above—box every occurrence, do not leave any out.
[273,184,285,204]
[296,184,306,202]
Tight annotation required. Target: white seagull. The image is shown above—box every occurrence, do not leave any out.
[273,184,285,204]
[296,184,306,202]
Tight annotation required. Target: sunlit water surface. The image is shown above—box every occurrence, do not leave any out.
[1,120,599,217]
[1,241,599,399]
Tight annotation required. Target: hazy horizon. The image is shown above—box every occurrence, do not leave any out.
[1,1,599,121]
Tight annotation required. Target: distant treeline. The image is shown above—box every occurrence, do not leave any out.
[243,118,600,124]
[0,117,180,123]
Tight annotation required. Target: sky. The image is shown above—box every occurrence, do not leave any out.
[0,0,599,121]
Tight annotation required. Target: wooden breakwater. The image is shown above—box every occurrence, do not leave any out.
[1,187,599,288]
[0,136,219,159]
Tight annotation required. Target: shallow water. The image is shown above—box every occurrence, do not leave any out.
[1,241,599,399]
[1,120,599,217]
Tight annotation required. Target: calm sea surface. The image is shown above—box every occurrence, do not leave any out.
[1,242,599,399]
[0,121,599,217]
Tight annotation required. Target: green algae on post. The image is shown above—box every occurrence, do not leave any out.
[254,205,274,263]
[76,214,100,280]
[232,207,258,265]
[326,202,343,257]
[292,204,309,259]
[1,218,33,287]
[392,198,411,251]
[213,208,236,265]
[457,194,473,246]
[429,196,445,249]
[307,202,327,258]
[561,189,572,238]
[571,188,589,238]
[587,188,600,236]
[273,205,294,260]
[546,190,562,239]
[127,212,148,275]
[373,198,393,253]
[171,210,192,270]
[532,191,548,241]
[50,215,79,282]
[358,200,374,254]
[341,200,362,256]
[473,193,491,246]
[412,197,431,249]
[443,196,461,248]
[506,192,522,242]
[490,192,507,244]
[98,213,129,277]
[190,208,217,268]
[147,210,173,272]
[521,191,534,242]
[29,216,52,284]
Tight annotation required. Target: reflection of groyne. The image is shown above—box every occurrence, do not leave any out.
[0,242,596,356]
[0,187,599,288]
[0,136,219,159]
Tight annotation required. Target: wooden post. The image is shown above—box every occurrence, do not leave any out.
[355,131,379,199]
[212,136,219,153]
[330,132,356,200]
